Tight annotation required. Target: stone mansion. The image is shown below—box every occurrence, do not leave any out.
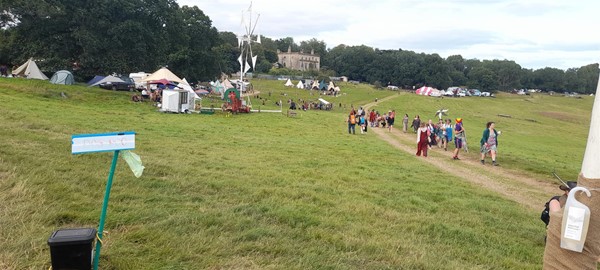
[277,46,320,71]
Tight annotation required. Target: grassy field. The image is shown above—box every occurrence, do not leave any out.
[0,78,594,269]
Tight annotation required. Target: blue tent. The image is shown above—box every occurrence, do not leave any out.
[87,75,105,86]
[319,80,327,90]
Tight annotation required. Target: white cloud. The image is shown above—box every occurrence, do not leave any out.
[180,0,600,69]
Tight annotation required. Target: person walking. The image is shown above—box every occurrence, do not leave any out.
[402,114,409,133]
[411,115,420,133]
[369,109,377,127]
[443,119,453,151]
[347,111,357,134]
[416,122,430,157]
[387,110,396,132]
[480,121,501,165]
[452,118,465,160]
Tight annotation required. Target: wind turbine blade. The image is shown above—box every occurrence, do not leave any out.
[250,13,261,36]
[252,55,258,71]
[256,34,261,44]
[244,60,251,74]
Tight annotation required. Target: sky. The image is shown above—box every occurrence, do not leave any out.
[178,0,600,70]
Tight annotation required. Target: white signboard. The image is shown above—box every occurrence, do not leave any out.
[72,132,135,154]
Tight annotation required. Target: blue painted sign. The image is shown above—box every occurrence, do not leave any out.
[72,132,135,154]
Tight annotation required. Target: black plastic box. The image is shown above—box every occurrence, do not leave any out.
[48,228,96,270]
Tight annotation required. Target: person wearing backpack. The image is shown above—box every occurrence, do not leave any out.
[347,112,357,134]
[541,181,576,241]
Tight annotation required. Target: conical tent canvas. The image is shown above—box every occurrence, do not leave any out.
[296,80,304,89]
[12,59,48,80]
[328,81,335,91]
[141,67,183,83]
[284,78,293,87]
[311,80,319,89]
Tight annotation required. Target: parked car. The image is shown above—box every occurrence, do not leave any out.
[99,76,136,91]
[481,92,491,97]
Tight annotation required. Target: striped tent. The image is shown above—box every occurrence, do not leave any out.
[415,86,436,96]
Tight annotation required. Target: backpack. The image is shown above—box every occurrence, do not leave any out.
[350,115,356,124]
[541,196,561,226]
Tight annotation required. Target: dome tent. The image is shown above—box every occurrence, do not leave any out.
[50,70,74,85]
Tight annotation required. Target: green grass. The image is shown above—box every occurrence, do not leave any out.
[0,78,593,269]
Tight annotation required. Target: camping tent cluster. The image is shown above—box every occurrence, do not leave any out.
[282,79,341,94]
[11,58,75,84]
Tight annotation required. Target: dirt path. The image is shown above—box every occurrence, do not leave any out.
[363,97,556,210]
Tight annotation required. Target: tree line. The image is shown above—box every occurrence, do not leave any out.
[0,1,597,93]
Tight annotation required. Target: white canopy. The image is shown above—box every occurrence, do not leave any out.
[89,75,124,87]
[142,67,183,83]
[296,80,304,89]
[12,59,48,80]
[318,98,330,105]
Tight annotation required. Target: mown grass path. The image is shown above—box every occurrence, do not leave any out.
[364,97,557,210]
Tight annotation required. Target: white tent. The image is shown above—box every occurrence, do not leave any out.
[141,67,183,83]
[89,75,125,87]
[284,78,293,87]
[296,80,304,89]
[12,59,48,80]
[328,81,335,91]
[334,86,341,92]
[222,79,235,89]
[311,80,319,90]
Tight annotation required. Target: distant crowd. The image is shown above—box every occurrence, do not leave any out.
[346,107,501,165]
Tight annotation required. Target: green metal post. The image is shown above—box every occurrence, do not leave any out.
[93,150,120,270]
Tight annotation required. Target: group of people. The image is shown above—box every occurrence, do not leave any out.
[414,117,500,165]
[346,107,399,134]
[346,108,501,165]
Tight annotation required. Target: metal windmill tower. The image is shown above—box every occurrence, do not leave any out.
[237,2,260,107]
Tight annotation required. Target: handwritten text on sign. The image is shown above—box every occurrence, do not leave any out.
[72,132,135,154]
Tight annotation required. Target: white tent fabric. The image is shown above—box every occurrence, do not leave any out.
[296,80,304,89]
[284,79,293,87]
[318,98,330,105]
[334,86,341,92]
[222,79,235,89]
[141,67,183,83]
[89,75,125,87]
[328,81,335,91]
[311,80,319,89]
[12,59,48,80]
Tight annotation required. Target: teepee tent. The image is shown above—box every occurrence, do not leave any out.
[296,80,304,89]
[222,79,234,89]
[141,67,183,83]
[311,80,319,90]
[328,81,335,91]
[12,59,48,80]
[50,70,74,85]
[284,78,293,87]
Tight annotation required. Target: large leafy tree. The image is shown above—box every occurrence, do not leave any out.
[0,0,221,81]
